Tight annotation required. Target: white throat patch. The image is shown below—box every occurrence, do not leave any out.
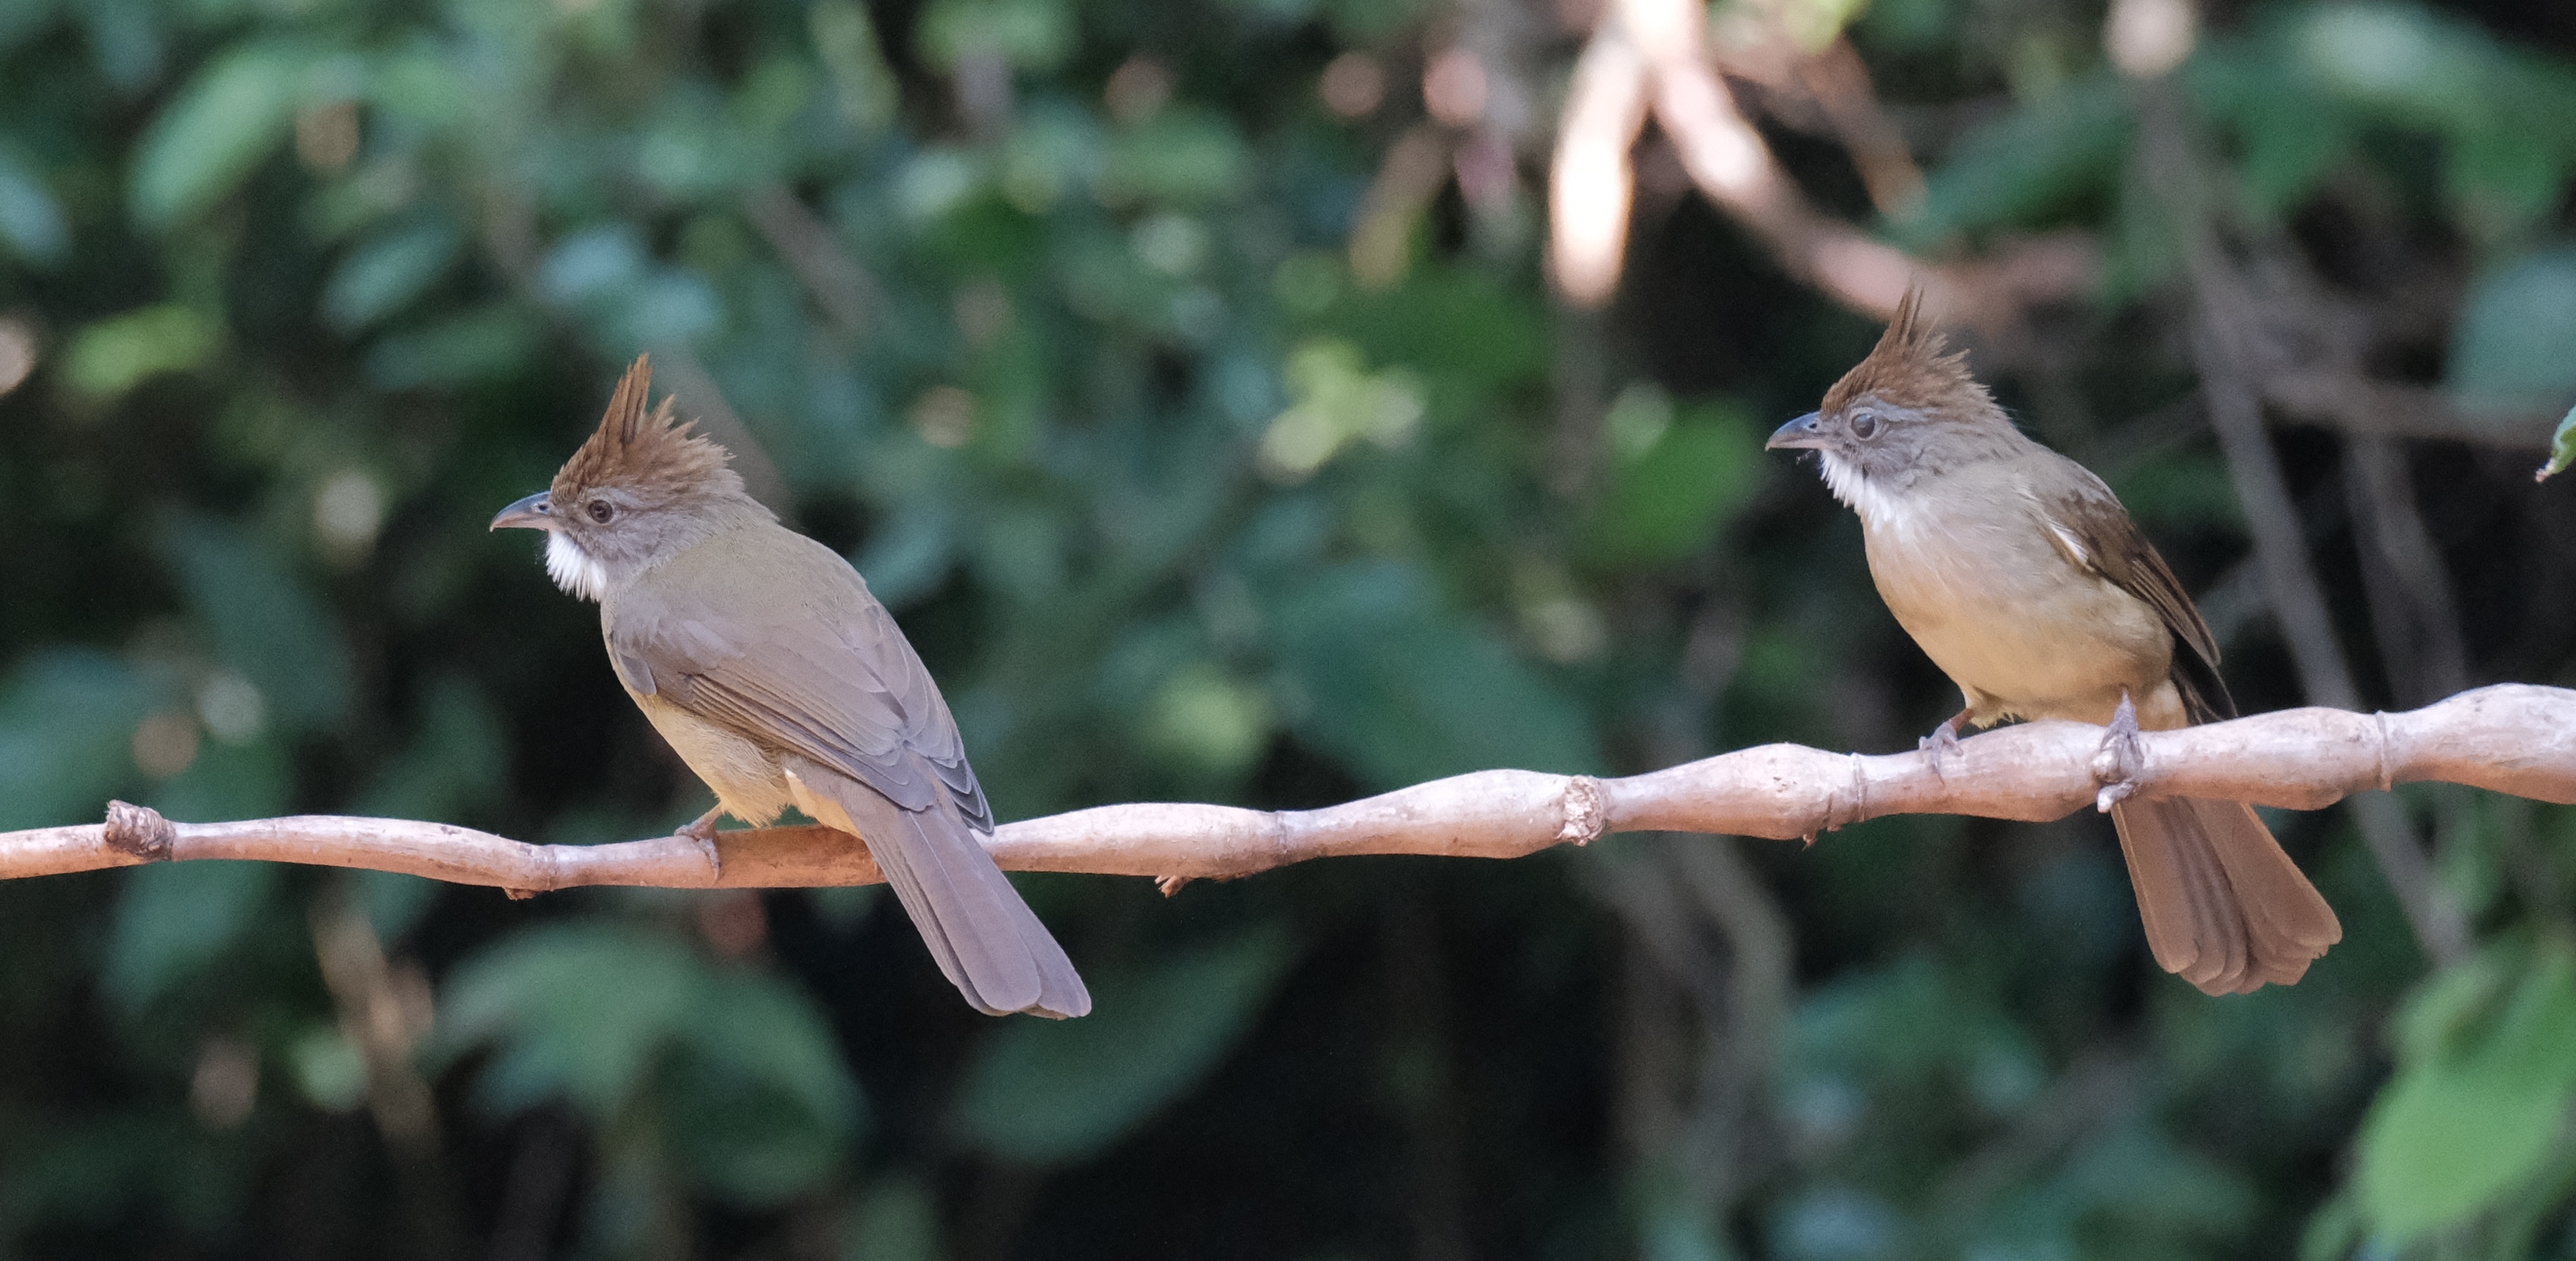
[545,531,609,602]
[1817,451,1924,538]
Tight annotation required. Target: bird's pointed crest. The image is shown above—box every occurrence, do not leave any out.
[551,355,743,503]
[1821,285,1992,417]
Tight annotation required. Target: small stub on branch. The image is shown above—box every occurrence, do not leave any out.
[103,801,175,862]
[1558,776,1606,846]
[1156,875,1191,897]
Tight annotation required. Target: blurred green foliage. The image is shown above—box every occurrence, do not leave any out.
[0,0,2572,1256]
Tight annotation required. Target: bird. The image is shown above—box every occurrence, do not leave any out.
[493,355,1090,1018]
[1765,290,2341,994]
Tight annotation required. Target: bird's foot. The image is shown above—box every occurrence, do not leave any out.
[1918,708,1971,774]
[2093,690,2146,813]
[679,806,726,877]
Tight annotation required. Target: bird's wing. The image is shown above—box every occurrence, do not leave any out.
[605,532,995,830]
[2032,464,2236,723]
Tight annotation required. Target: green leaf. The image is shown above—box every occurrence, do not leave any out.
[60,305,219,401]
[0,148,68,268]
[322,218,461,333]
[1266,562,1606,788]
[435,919,863,1163]
[159,516,353,733]
[667,974,865,1205]
[1905,74,2132,240]
[2356,935,2576,1241]
[955,925,1297,1163]
[130,40,314,231]
[915,0,1073,70]
[1099,108,1251,206]
[149,735,290,823]
[104,861,280,1012]
[681,974,863,1133]
[1582,395,1764,567]
[355,674,506,822]
[2536,404,2574,482]
[2447,246,2576,413]
[2184,44,2355,219]
[364,304,541,390]
[0,649,162,830]
[435,922,706,1118]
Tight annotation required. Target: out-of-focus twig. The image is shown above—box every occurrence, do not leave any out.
[1794,40,1925,217]
[1351,125,1455,289]
[2264,373,2564,449]
[742,182,881,343]
[311,887,467,1258]
[1548,22,1651,307]
[1549,0,2092,323]
[2136,82,2473,968]
[16,686,2574,893]
[2345,436,2471,708]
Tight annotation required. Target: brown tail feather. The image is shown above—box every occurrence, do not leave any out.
[789,759,1091,1018]
[2110,798,2341,995]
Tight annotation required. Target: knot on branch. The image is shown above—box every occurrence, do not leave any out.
[104,801,175,861]
[1558,776,1607,846]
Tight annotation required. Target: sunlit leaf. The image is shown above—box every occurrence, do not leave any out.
[60,305,218,401]
[955,925,1296,1163]
[2538,406,2575,482]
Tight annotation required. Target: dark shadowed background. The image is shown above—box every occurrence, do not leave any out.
[1,0,2574,1256]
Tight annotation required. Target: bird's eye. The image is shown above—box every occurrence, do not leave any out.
[587,499,615,524]
[1849,412,1881,440]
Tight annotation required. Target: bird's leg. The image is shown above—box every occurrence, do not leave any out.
[1918,707,1973,769]
[2094,689,2147,813]
[677,804,727,876]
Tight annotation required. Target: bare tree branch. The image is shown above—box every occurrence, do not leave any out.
[7,686,2568,895]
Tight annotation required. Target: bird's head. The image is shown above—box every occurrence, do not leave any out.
[1765,287,2026,513]
[491,355,768,601]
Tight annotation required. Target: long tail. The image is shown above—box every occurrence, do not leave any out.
[793,761,1090,1018]
[2109,797,2342,994]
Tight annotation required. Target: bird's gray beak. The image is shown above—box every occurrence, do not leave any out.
[490,491,555,531]
[1766,412,1828,451]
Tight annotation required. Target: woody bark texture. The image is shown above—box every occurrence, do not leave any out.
[5,685,2570,894]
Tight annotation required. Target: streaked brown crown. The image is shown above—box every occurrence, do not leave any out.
[551,355,743,505]
[1820,287,1999,420]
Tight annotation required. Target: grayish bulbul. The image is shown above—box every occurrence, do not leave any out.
[494,356,1089,1018]
[1767,291,2341,993]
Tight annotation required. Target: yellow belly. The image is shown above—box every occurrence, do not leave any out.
[630,689,799,825]
[1863,513,2176,728]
